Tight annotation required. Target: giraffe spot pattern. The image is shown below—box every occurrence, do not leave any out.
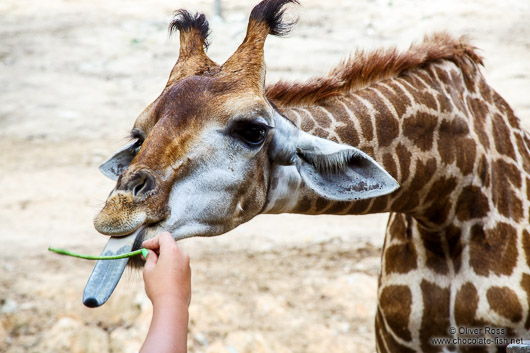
[349,95,374,141]
[446,225,463,274]
[392,157,437,213]
[378,82,411,117]
[454,282,480,327]
[383,153,398,180]
[395,143,412,182]
[385,242,418,274]
[515,133,530,175]
[357,89,400,147]
[420,280,451,353]
[422,176,458,225]
[376,308,417,353]
[492,112,517,160]
[379,285,413,342]
[469,223,518,277]
[491,159,524,221]
[455,185,490,221]
[403,112,439,152]
[520,274,530,329]
[419,227,449,275]
[388,213,409,242]
[476,155,490,188]
[522,230,530,268]
[486,286,523,323]
[437,117,471,167]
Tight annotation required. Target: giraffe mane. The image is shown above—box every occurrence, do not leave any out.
[266,32,484,108]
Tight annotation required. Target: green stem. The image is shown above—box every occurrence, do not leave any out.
[48,247,148,260]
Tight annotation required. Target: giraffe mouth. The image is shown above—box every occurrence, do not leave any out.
[82,226,146,308]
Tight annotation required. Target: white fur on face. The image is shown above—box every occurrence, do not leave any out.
[143,121,269,241]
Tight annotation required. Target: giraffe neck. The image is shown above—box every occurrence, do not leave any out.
[265,58,527,232]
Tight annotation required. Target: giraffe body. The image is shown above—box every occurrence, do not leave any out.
[91,1,530,351]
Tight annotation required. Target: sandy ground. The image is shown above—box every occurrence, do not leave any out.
[1,0,529,352]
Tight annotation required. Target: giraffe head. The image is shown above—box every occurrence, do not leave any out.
[93,0,398,243]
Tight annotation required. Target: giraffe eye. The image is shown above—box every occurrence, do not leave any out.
[231,121,270,147]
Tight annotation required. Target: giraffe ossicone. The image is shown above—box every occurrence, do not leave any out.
[87,1,530,352]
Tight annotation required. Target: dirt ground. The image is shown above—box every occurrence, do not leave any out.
[1,0,529,352]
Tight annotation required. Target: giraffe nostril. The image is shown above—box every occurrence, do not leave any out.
[128,171,156,197]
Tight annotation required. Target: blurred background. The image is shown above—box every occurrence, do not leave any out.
[1,0,529,352]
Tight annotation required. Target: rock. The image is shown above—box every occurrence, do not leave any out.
[320,273,377,320]
[39,317,109,353]
[206,331,292,353]
[109,327,144,353]
[1,299,18,314]
[0,320,8,351]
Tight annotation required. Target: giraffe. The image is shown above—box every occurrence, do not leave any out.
[89,0,530,352]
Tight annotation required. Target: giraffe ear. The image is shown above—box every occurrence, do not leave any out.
[99,140,139,180]
[269,113,399,200]
[294,134,399,201]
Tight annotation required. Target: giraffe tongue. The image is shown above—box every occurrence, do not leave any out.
[82,231,139,308]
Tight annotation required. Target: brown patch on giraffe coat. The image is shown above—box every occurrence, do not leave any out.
[368,195,390,214]
[515,133,530,175]
[476,155,490,188]
[376,308,416,353]
[469,223,518,277]
[455,185,490,221]
[446,224,463,273]
[433,67,455,114]
[383,153,398,179]
[377,82,410,118]
[419,228,449,274]
[437,117,471,168]
[334,124,360,147]
[384,241,417,275]
[346,198,372,214]
[395,143,412,182]
[522,230,530,268]
[349,95,374,141]
[403,112,438,151]
[298,112,315,132]
[312,127,329,139]
[491,159,524,221]
[454,282,480,327]
[314,197,332,214]
[324,201,350,215]
[422,176,458,225]
[467,97,492,152]
[313,107,333,130]
[486,286,523,323]
[363,89,400,147]
[455,137,476,175]
[379,285,413,342]
[520,274,530,329]
[420,280,451,352]
[392,157,436,212]
[293,195,312,213]
[388,213,409,242]
[492,113,516,160]
[493,91,520,129]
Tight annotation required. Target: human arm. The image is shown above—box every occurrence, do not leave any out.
[139,232,191,353]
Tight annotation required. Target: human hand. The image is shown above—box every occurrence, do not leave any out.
[142,232,191,308]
